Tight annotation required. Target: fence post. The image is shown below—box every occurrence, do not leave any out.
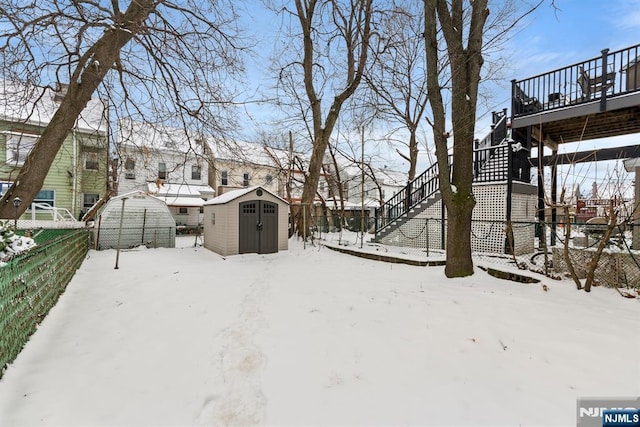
[114,197,128,269]
[425,217,430,257]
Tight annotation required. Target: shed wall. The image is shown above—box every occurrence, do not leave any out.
[203,188,288,256]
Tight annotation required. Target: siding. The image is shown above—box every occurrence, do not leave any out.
[0,122,108,219]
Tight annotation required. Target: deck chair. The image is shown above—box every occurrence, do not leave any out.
[513,85,541,114]
[577,66,615,99]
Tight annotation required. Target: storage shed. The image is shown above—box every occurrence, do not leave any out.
[94,191,176,249]
[203,186,289,256]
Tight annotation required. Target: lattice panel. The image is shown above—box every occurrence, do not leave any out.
[472,183,506,222]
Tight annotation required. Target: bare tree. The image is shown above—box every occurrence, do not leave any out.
[364,2,429,180]
[271,0,376,234]
[423,0,546,278]
[0,0,245,218]
[423,0,489,277]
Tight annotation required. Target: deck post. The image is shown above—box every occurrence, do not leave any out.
[634,166,640,250]
[535,127,546,250]
[600,48,610,111]
[551,150,558,246]
[505,137,514,254]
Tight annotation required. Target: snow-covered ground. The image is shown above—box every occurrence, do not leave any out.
[0,234,638,426]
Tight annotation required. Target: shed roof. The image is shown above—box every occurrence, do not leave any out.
[204,186,288,206]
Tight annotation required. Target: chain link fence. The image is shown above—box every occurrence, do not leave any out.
[0,228,90,378]
[91,225,176,250]
[304,212,640,290]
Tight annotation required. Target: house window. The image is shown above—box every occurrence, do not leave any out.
[178,207,188,215]
[83,193,100,210]
[84,151,99,170]
[243,172,250,187]
[33,189,55,208]
[158,162,167,180]
[0,181,13,197]
[5,132,37,166]
[124,158,135,179]
[199,206,204,214]
[210,212,215,225]
[221,170,228,186]
[265,175,273,185]
[191,165,201,180]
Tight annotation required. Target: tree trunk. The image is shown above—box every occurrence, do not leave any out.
[0,0,156,219]
[293,0,373,235]
[408,130,418,181]
[424,0,488,278]
[444,186,476,276]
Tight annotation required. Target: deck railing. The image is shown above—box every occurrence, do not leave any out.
[512,42,640,117]
[375,111,516,235]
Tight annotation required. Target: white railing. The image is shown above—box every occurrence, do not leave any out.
[27,202,78,222]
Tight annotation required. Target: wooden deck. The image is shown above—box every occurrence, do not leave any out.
[511,44,640,146]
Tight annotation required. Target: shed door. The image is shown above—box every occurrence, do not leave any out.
[239,200,278,254]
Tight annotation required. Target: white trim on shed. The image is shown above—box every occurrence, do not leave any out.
[203,186,289,256]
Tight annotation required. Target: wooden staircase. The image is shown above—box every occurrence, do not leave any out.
[374,111,510,241]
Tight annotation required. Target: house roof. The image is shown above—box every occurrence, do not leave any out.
[0,80,108,134]
[118,119,202,154]
[204,185,288,206]
[147,182,215,197]
[155,196,205,207]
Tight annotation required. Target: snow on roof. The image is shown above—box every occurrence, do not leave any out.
[0,80,107,134]
[204,186,288,206]
[118,119,202,153]
[375,168,407,186]
[210,140,293,168]
[154,196,205,207]
[117,120,297,169]
[147,182,215,197]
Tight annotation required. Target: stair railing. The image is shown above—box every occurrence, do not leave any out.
[375,112,511,235]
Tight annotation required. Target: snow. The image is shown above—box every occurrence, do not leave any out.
[0,234,638,426]
[204,186,287,206]
[0,223,36,265]
[0,80,107,134]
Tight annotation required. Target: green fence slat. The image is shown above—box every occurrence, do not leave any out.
[0,229,90,379]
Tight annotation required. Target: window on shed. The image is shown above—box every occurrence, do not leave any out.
[243,172,250,187]
[178,207,188,214]
[191,165,201,180]
[5,132,37,166]
[124,158,135,179]
[158,162,167,179]
[221,170,228,186]
[84,151,99,170]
